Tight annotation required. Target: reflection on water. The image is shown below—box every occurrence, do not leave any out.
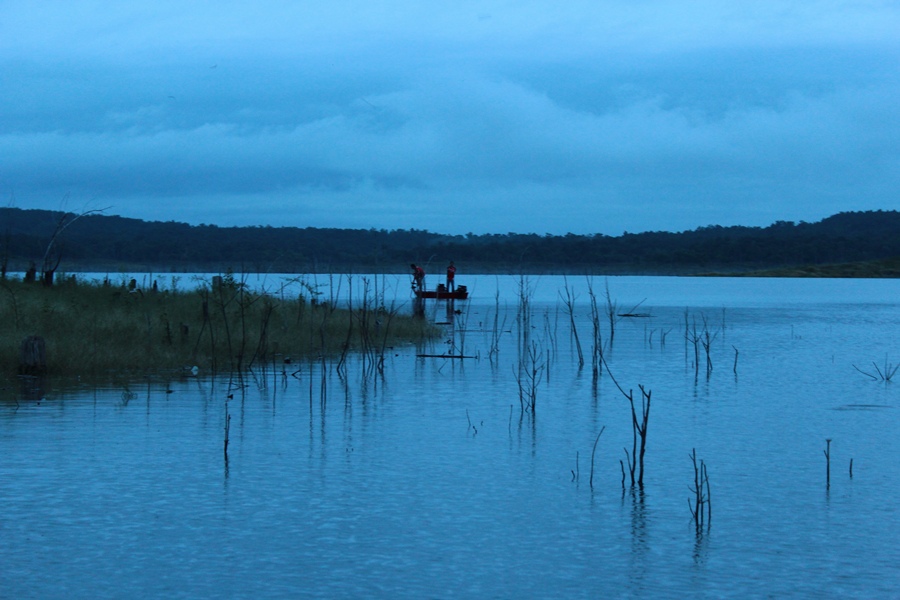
[2,276,900,598]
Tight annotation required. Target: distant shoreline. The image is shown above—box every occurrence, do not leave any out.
[5,257,900,279]
[4,208,900,279]
[696,257,900,278]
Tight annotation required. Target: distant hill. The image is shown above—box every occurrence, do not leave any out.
[2,207,900,276]
[709,257,900,278]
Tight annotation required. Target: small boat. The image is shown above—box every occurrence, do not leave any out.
[414,284,468,300]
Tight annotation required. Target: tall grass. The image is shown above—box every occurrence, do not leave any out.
[0,276,436,377]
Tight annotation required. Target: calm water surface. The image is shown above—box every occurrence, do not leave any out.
[2,276,900,598]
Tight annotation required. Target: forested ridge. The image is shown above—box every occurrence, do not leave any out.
[2,207,899,275]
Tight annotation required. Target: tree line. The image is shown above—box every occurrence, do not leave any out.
[2,207,900,276]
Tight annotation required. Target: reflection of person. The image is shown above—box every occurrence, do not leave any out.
[446,261,456,291]
[411,263,425,291]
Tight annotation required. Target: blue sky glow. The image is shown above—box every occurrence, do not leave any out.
[2,1,899,235]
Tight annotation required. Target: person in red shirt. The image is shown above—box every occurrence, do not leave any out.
[446,261,456,292]
[411,263,425,291]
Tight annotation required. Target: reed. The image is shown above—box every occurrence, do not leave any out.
[684,311,719,380]
[571,451,580,483]
[0,275,437,377]
[514,339,545,413]
[589,426,606,490]
[466,408,474,435]
[448,298,471,358]
[515,276,534,360]
[586,279,603,378]
[513,276,545,413]
[541,309,556,382]
[852,355,900,381]
[224,404,232,460]
[601,354,651,488]
[688,448,711,531]
[626,385,652,488]
[559,279,584,368]
[699,315,717,378]
[487,288,506,365]
[604,280,618,347]
[335,275,355,375]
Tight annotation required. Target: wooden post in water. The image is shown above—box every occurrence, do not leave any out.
[224,408,231,459]
[19,335,47,375]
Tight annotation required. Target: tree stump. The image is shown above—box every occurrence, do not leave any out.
[19,336,47,375]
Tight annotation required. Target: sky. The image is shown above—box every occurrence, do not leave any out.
[2,1,899,236]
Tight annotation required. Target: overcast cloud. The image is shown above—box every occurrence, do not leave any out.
[2,1,899,234]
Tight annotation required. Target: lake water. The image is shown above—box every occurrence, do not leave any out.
[2,275,900,598]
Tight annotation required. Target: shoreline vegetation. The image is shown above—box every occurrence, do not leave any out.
[1,256,896,381]
[4,208,900,278]
[696,257,900,278]
[1,273,437,378]
[8,254,898,279]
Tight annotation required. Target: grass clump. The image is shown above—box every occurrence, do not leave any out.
[0,274,436,377]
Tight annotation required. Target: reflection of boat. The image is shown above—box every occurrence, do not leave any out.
[414,284,468,300]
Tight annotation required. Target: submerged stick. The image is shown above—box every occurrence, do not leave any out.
[703,461,711,526]
[688,449,711,530]
[589,426,606,490]
[223,409,231,459]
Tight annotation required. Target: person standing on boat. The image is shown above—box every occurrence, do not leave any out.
[411,263,425,291]
[446,261,456,292]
